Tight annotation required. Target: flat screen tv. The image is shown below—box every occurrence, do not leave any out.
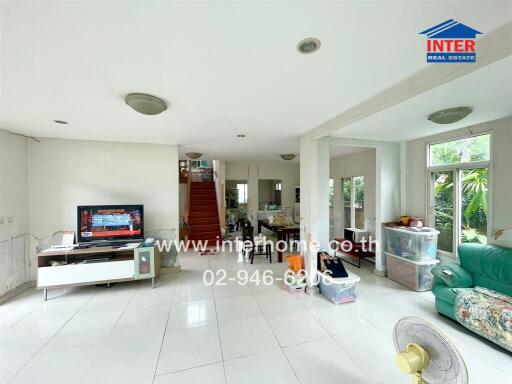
[77,205,144,244]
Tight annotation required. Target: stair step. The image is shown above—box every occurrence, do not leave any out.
[190,205,217,211]
[191,189,215,194]
[189,217,219,225]
[191,197,216,201]
[190,205,217,209]
[190,207,217,212]
[191,190,216,195]
[191,182,215,190]
[188,231,221,241]
[191,190,215,195]
[189,211,218,218]
[191,224,220,232]
[191,201,217,206]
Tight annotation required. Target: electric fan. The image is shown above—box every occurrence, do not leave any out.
[393,316,468,384]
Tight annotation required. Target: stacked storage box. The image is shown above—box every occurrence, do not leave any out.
[385,227,439,291]
[318,271,361,304]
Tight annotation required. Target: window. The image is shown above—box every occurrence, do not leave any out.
[342,176,365,229]
[275,183,282,191]
[329,179,334,209]
[428,134,490,256]
[343,178,351,229]
[429,134,490,166]
[236,183,248,204]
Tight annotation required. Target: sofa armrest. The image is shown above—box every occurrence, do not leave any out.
[432,264,473,288]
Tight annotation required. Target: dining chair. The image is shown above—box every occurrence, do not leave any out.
[241,225,272,264]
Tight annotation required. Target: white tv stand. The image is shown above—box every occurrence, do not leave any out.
[37,245,161,300]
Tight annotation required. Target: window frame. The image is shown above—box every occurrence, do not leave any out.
[425,132,493,258]
[341,175,365,230]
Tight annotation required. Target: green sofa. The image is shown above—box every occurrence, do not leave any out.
[432,243,512,351]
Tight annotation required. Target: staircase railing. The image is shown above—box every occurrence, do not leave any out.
[184,170,192,228]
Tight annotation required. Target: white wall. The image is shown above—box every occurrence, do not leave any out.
[0,130,30,297]
[406,117,512,247]
[224,161,300,222]
[329,149,376,238]
[28,139,180,276]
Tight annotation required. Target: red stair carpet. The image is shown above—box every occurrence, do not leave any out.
[187,181,221,248]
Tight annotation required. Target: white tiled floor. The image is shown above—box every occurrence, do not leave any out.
[1,250,511,384]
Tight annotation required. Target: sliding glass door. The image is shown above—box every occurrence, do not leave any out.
[428,134,490,257]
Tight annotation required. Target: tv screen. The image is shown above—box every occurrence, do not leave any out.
[77,205,144,243]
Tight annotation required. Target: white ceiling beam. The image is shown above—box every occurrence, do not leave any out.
[329,137,398,149]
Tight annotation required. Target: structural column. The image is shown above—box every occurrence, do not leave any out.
[300,135,330,285]
[374,142,402,274]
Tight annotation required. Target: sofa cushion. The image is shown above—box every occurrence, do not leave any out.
[432,285,457,304]
[458,243,512,296]
[454,288,512,352]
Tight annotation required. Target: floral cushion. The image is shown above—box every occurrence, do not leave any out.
[454,287,512,352]
[474,286,512,305]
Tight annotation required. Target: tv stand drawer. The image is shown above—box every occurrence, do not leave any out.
[38,260,135,288]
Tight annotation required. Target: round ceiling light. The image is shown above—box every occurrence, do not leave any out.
[186,152,202,160]
[125,93,167,115]
[280,154,296,161]
[428,107,473,124]
[53,120,69,125]
[297,38,321,54]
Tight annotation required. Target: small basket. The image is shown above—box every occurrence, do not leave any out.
[286,283,306,294]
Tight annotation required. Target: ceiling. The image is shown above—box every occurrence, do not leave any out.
[334,55,512,142]
[1,2,511,159]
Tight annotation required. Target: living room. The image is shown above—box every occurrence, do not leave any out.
[1,2,512,384]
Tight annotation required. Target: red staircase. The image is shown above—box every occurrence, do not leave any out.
[187,181,221,246]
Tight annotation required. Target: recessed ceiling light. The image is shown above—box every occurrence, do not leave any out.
[297,38,321,54]
[53,120,69,125]
[125,93,167,115]
[428,107,473,124]
[237,134,246,138]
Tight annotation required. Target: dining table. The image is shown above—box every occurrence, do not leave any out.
[257,219,300,262]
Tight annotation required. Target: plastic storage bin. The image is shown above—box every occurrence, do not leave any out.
[385,252,439,292]
[385,227,439,260]
[318,271,360,304]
